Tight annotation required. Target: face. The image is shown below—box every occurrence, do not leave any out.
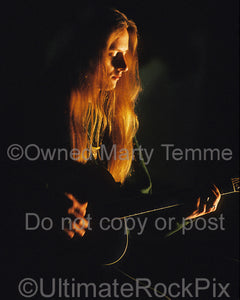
[105,28,129,90]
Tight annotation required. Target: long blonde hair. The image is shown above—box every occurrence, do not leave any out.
[69,9,141,183]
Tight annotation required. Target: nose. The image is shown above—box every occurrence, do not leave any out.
[113,54,128,72]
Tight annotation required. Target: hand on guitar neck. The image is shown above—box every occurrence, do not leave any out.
[63,184,222,239]
[185,184,221,220]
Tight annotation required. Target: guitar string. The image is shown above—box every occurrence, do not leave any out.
[221,191,239,196]
[118,203,182,220]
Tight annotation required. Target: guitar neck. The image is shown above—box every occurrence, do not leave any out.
[118,177,240,219]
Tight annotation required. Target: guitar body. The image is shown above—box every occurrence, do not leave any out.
[82,216,128,265]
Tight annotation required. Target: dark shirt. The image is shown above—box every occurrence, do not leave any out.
[5,133,153,277]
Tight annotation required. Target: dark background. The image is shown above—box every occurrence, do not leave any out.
[1,1,239,299]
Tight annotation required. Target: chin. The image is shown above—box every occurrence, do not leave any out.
[105,81,117,91]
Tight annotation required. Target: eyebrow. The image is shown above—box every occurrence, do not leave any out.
[109,48,128,54]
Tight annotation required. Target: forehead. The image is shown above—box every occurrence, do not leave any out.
[109,28,129,51]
